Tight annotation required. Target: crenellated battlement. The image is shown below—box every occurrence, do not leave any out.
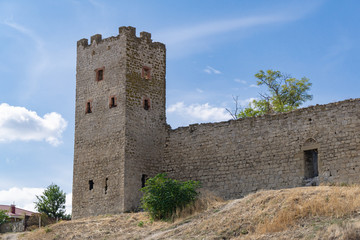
[76,26,165,49]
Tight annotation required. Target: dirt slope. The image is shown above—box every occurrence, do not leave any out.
[18,186,360,240]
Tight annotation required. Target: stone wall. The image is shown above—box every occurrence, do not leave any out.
[163,99,360,199]
[0,220,25,233]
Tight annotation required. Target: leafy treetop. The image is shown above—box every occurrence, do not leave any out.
[237,70,312,118]
[34,183,66,219]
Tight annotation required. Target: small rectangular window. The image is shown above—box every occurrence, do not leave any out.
[95,67,105,82]
[86,101,92,114]
[98,70,103,81]
[142,66,151,80]
[144,99,149,110]
[109,96,117,108]
[89,180,94,190]
[141,174,148,188]
[104,178,108,194]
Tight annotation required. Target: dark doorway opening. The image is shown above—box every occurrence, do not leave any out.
[304,149,318,181]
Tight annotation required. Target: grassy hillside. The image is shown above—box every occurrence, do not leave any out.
[17,186,360,240]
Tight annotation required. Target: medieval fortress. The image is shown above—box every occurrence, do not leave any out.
[72,26,360,219]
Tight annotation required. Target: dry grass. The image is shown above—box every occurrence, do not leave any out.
[174,189,225,220]
[256,185,360,234]
[19,185,360,240]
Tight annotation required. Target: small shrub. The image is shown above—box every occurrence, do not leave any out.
[0,210,9,224]
[140,173,200,220]
[44,227,52,233]
[137,221,144,227]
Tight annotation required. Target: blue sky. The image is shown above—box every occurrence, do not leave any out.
[0,0,359,213]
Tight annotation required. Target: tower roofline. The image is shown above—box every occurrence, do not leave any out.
[77,26,165,49]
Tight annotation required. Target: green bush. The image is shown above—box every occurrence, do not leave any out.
[140,173,200,220]
[0,210,9,225]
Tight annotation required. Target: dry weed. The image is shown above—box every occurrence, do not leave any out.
[315,221,360,240]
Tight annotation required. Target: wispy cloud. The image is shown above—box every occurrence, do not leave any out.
[159,15,291,46]
[167,102,231,123]
[1,19,49,98]
[0,187,72,214]
[2,19,43,49]
[196,88,204,93]
[235,78,259,88]
[0,103,67,146]
[88,0,106,13]
[234,79,247,84]
[156,1,323,58]
[204,66,221,74]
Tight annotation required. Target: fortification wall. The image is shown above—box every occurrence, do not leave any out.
[163,99,360,199]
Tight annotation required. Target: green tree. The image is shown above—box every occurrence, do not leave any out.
[0,210,9,225]
[140,173,200,220]
[35,184,66,219]
[236,70,312,118]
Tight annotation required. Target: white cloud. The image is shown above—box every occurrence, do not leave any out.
[204,66,221,74]
[167,102,231,123]
[65,193,72,215]
[0,187,43,212]
[239,97,258,107]
[0,103,67,146]
[249,84,260,88]
[234,79,247,84]
[0,187,72,214]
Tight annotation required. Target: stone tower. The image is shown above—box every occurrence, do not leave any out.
[72,27,166,219]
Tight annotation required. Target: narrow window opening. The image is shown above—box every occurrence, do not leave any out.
[304,149,318,186]
[95,67,105,82]
[104,178,108,194]
[89,180,94,190]
[86,101,92,114]
[144,99,149,110]
[142,66,151,80]
[141,174,148,188]
[109,96,117,108]
[97,69,103,81]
